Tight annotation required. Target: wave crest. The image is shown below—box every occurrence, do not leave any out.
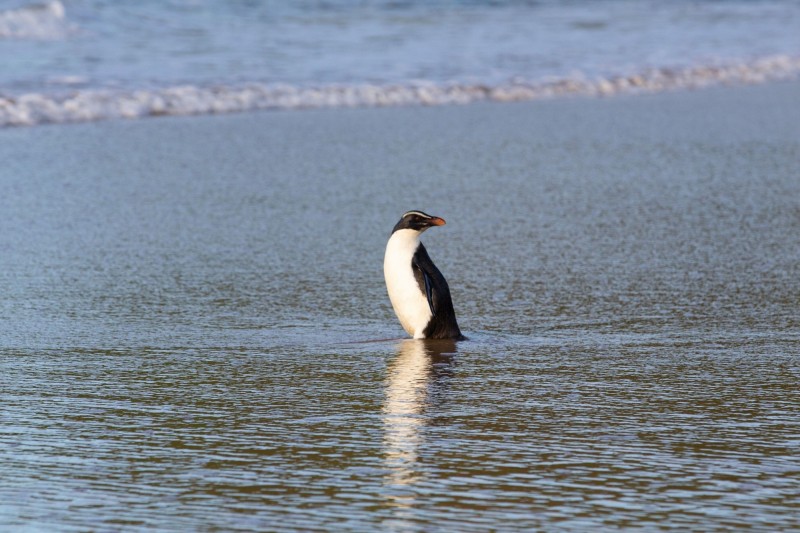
[2,55,799,127]
[0,0,72,40]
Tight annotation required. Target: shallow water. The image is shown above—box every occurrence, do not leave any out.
[1,83,799,529]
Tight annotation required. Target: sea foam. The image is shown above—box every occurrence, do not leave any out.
[1,55,799,127]
[0,0,71,40]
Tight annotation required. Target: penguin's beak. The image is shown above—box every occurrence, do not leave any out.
[429,217,446,226]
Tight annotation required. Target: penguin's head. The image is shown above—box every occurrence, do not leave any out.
[391,210,446,234]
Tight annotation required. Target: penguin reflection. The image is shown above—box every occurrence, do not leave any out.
[382,339,456,500]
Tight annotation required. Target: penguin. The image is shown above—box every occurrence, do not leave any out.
[384,210,464,340]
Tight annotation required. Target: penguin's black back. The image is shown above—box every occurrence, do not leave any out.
[411,244,464,340]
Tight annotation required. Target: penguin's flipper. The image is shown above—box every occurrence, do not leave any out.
[411,242,463,340]
[421,269,436,316]
[412,252,437,317]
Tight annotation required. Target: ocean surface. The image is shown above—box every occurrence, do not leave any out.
[1,0,800,126]
[1,81,799,530]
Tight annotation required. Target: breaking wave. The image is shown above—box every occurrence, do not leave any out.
[1,55,799,127]
[0,0,71,40]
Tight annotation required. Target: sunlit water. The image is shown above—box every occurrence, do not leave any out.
[1,83,799,529]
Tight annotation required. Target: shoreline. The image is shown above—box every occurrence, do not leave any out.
[1,54,799,128]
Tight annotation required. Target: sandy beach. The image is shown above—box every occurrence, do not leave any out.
[1,81,799,529]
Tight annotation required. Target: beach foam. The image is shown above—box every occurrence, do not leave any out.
[1,55,799,127]
[0,0,71,40]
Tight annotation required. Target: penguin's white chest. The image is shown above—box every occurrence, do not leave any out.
[384,230,432,339]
